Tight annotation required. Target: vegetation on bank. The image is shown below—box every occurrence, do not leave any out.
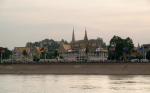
[108,36,134,60]
[26,39,60,60]
[108,35,150,61]
[0,47,12,63]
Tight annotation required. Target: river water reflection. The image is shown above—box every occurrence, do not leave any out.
[0,75,150,93]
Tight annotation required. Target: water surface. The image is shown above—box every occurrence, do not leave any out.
[0,75,150,93]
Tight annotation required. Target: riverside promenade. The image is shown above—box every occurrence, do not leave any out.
[0,62,150,75]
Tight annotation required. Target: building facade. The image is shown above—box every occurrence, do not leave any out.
[13,47,32,61]
[142,44,150,59]
[59,28,108,62]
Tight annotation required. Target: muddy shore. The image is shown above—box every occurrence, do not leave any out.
[0,63,150,75]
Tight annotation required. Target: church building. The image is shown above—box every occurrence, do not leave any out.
[58,28,108,62]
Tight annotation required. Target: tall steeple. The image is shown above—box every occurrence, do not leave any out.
[71,27,76,50]
[72,27,75,43]
[84,28,89,54]
[84,28,88,41]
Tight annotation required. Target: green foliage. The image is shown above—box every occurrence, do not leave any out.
[33,55,40,61]
[26,39,60,59]
[39,50,59,59]
[108,36,134,60]
[53,50,59,58]
[0,48,12,60]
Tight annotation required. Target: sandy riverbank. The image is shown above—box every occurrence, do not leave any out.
[0,63,150,75]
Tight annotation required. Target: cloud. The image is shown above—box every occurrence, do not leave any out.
[0,0,150,49]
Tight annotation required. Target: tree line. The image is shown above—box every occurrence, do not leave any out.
[108,35,150,61]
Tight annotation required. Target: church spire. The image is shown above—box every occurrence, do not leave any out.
[72,27,75,43]
[84,28,88,41]
[71,27,76,50]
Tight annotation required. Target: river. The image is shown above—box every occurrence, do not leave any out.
[0,75,150,93]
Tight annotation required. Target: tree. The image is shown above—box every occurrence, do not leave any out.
[124,37,134,53]
[146,51,150,60]
[108,36,134,60]
[0,48,12,60]
[26,39,60,59]
[108,36,123,60]
[53,50,59,58]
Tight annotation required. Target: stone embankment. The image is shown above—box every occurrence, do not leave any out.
[0,62,150,75]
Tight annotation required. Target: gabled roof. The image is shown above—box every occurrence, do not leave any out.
[63,44,71,50]
[143,44,150,47]
[14,47,30,53]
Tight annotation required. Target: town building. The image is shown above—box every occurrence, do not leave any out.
[13,47,32,61]
[143,44,150,51]
[142,44,150,58]
[133,44,150,59]
[58,28,108,62]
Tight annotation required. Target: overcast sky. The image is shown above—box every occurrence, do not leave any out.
[0,0,150,49]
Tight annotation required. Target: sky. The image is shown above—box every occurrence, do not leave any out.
[0,0,150,49]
